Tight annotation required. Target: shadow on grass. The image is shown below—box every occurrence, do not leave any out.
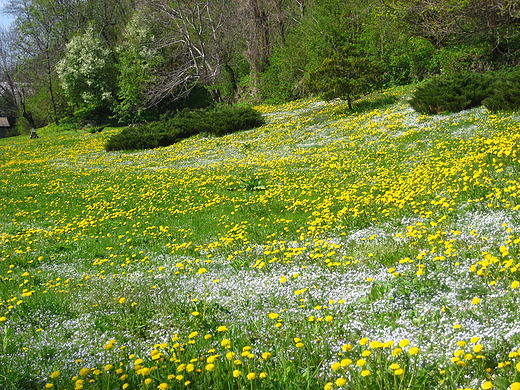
[351,94,399,113]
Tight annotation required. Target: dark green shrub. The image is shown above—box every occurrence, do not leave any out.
[88,125,105,134]
[483,70,520,111]
[409,72,495,114]
[105,105,264,151]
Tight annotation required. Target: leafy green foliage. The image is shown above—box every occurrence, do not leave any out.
[113,16,157,124]
[307,45,385,110]
[105,105,265,151]
[56,26,117,111]
[483,70,520,111]
[409,72,495,114]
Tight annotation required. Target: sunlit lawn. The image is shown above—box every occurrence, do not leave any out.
[1,89,520,390]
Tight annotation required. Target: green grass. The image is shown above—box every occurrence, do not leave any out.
[1,89,520,390]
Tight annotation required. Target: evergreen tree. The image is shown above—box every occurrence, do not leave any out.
[307,45,384,110]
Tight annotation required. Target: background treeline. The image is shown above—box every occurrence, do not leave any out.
[1,0,520,132]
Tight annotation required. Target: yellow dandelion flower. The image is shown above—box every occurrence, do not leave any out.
[356,359,367,367]
[341,344,353,352]
[221,338,231,348]
[259,372,268,378]
[158,383,169,390]
[481,381,493,390]
[79,368,90,377]
[50,371,60,379]
[335,377,347,386]
[205,364,215,371]
[409,347,420,355]
[217,325,228,332]
[261,352,272,360]
[361,369,371,377]
[144,378,153,385]
[246,372,256,380]
[324,382,333,390]
[268,313,279,319]
[233,369,241,377]
[510,382,520,390]
[399,339,410,348]
[331,362,341,371]
[341,358,352,367]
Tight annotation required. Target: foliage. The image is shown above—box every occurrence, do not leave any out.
[56,26,117,112]
[437,44,494,74]
[408,71,495,114]
[114,15,158,124]
[105,105,265,151]
[307,45,385,110]
[483,70,520,111]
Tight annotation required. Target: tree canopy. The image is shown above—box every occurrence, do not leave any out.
[1,0,519,130]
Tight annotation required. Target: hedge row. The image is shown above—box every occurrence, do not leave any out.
[105,105,265,151]
[409,70,520,114]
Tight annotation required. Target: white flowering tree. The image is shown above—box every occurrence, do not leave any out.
[56,26,117,111]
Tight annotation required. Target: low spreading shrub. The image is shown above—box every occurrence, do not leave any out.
[409,72,495,114]
[105,105,264,151]
[483,69,520,111]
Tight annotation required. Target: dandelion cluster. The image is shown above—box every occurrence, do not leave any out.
[1,90,520,389]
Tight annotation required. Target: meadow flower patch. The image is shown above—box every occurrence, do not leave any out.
[1,91,520,389]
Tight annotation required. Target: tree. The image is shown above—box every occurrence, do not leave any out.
[307,45,384,110]
[55,26,117,113]
[139,0,240,105]
[114,14,158,123]
[0,27,20,125]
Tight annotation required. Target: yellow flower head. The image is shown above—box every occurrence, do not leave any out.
[481,381,493,390]
[399,339,410,348]
[356,359,367,367]
[78,368,90,377]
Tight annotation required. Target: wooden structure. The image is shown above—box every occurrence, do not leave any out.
[0,117,10,138]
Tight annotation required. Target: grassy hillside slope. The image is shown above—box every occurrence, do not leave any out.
[1,89,520,390]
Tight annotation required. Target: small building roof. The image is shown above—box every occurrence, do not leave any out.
[0,117,10,127]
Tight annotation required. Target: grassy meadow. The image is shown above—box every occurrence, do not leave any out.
[1,89,520,390]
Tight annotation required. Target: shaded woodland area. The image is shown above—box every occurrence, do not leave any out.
[1,0,520,131]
